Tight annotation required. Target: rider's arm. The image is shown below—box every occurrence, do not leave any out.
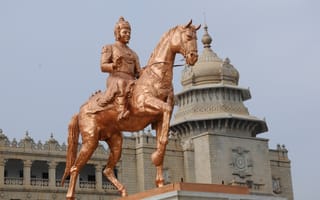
[100,45,114,73]
[134,52,141,78]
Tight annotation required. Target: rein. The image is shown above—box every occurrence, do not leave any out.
[143,61,170,81]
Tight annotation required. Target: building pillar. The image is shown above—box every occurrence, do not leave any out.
[23,160,32,186]
[95,164,103,191]
[182,139,195,182]
[0,158,5,186]
[48,161,57,187]
[76,176,80,190]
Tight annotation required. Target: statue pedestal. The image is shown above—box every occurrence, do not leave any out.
[119,182,250,200]
[119,182,286,200]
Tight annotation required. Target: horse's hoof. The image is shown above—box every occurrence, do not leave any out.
[155,179,164,187]
[120,188,128,197]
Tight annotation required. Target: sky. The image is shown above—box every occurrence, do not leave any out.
[0,0,319,199]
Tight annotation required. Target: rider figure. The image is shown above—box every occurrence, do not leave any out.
[98,17,141,120]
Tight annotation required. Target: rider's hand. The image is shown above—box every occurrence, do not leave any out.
[113,56,123,70]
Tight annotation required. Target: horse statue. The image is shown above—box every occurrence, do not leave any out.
[62,20,200,199]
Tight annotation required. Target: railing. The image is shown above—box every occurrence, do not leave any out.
[56,179,69,187]
[31,178,48,187]
[3,177,117,191]
[79,180,96,189]
[4,177,23,185]
[102,181,118,191]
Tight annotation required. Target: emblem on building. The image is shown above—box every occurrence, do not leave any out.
[230,147,253,178]
[272,177,281,194]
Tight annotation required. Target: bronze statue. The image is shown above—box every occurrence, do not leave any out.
[62,17,200,200]
[98,17,141,120]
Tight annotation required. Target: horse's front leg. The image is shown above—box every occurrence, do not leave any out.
[151,119,166,187]
[151,110,171,161]
[156,165,164,187]
[140,94,173,186]
[150,90,173,166]
[150,102,172,188]
[151,109,171,187]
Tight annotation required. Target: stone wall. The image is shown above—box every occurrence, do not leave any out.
[269,145,294,200]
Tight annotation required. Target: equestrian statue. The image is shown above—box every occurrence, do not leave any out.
[62,17,200,199]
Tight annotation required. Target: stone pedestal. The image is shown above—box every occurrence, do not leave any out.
[119,183,286,200]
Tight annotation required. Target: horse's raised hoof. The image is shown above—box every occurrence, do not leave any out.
[66,197,75,200]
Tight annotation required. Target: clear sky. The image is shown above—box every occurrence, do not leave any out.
[1,0,319,199]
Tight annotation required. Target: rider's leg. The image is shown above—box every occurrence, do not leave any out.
[98,77,117,106]
[115,80,130,120]
[115,96,129,120]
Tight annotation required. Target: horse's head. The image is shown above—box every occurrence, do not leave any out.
[172,20,201,66]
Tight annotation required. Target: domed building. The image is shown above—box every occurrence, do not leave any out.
[0,25,293,200]
[170,24,293,200]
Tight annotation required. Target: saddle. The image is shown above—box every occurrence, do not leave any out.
[85,81,135,114]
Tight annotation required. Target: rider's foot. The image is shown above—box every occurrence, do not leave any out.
[97,98,108,107]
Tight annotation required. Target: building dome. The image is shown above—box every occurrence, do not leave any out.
[181,24,239,87]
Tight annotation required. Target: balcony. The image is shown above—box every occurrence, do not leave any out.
[31,178,49,187]
[4,177,23,185]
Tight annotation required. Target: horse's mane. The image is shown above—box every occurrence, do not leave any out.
[148,26,179,62]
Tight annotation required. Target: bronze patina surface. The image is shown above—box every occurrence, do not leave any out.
[62,17,200,199]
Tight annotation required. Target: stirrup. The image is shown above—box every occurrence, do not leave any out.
[118,110,130,120]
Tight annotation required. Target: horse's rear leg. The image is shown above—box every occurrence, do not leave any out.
[103,132,127,196]
[66,134,99,200]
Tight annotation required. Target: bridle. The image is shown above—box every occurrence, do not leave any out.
[178,29,198,61]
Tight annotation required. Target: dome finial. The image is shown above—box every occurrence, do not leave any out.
[201,23,212,48]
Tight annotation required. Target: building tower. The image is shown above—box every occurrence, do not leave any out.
[171,24,275,195]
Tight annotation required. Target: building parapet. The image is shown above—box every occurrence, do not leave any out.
[269,144,290,162]
[0,129,108,160]
[123,129,182,151]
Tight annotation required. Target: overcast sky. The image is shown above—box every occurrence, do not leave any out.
[1,0,319,199]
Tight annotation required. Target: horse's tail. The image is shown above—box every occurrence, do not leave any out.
[61,113,80,186]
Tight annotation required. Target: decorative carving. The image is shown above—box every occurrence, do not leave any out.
[181,139,194,151]
[11,138,17,147]
[272,177,281,194]
[26,193,32,199]
[230,147,252,178]
[48,161,57,169]
[174,88,250,122]
[23,160,33,167]
[276,144,289,160]
[0,131,109,154]
[0,130,10,146]
[0,192,5,199]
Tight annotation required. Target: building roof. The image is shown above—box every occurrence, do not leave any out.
[181,24,239,89]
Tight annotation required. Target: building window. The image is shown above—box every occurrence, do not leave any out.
[88,175,96,182]
[42,172,48,180]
